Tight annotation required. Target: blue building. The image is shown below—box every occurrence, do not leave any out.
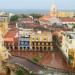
[19,34,30,51]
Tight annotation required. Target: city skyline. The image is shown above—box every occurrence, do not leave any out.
[0,0,75,10]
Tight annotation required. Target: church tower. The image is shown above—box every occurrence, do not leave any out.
[50,4,58,17]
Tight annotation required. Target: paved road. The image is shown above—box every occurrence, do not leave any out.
[8,56,45,74]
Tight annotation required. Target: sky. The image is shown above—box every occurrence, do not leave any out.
[0,0,75,10]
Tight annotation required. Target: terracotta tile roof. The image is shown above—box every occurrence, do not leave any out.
[4,28,18,42]
[8,22,16,28]
[19,23,42,28]
[61,18,75,22]
[18,18,33,23]
[40,14,75,23]
[39,15,51,21]
[8,25,16,28]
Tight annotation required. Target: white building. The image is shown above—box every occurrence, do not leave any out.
[57,31,75,62]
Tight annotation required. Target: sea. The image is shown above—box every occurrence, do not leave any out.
[0,9,49,14]
[0,9,75,15]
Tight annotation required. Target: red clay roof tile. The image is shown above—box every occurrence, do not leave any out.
[4,28,18,42]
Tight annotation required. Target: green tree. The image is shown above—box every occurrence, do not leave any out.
[30,14,43,19]
[73,24,75,28]
[10,15,19,22]
[16,68,25,75]
[20,14,29,18]
[68,55,73,64]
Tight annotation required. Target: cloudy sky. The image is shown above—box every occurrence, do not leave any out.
[0,0,75,10]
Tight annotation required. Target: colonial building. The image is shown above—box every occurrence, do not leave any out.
[64,32,75,67]
[30,31,53,51]
[61,17,75,25]
[18,29,33,51]
[52,31,75,67]
[4,28,18,51]
[0,16,9,35]
[4,27,53,51]
[57,11,74,18]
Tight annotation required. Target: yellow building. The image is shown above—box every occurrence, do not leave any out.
[57,11,74,18]
[0,30,11,74]
[49,4,74,18]
[63,32,75,67]
[68,49,75,67]
[30,31,53,51]
[0,16,9,36]
[0,30,10,60]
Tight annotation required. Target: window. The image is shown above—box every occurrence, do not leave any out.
[36,47,38,50]
[40,42,42,45]
[48,47,51,50]
[24,47,26,49]
[32,42,34,45]
[32,47,35,50]
[44,42,46,45]
[27,47,29,49]
[21,36,25,38]
[10,46,13,50]
[36,38,38,40]
[40,47,42,50]
[20,47,22,50]
[25,42,29,45]
[36,42,38,45]
[44,47,46,50]
[20,41,24,45]
[33,38,34,40]
[15,47,18,49]
[48,42,50,45]
[44,38,46,40]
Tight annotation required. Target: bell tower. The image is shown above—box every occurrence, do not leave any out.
[50,4,58,17]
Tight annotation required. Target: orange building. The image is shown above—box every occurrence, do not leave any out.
[4,28,18,51]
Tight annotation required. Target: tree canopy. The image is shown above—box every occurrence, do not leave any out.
[10,15,19,22]
[30,13,43,19]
